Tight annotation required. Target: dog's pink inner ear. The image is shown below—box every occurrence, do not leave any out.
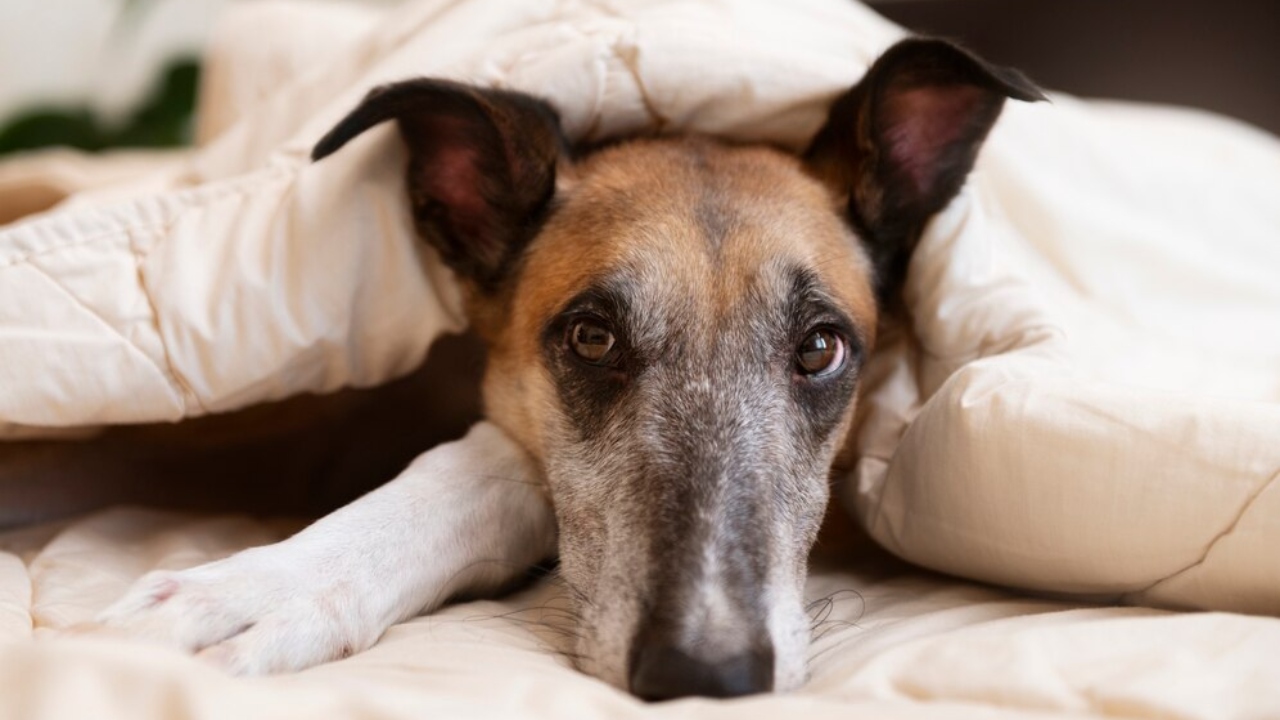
[800,38,1045,306]
[423,144,489,235]
[400,110,515,275]
[880,84,987,200]
[310,79,567,290]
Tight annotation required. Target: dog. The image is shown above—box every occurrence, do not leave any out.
[96,38,1042,700]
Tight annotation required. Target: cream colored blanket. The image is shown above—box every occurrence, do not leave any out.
[2,0,1279,716]
[3,507,1279,719]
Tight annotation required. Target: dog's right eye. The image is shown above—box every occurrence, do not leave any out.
[569,319,617,365]
[795,328,845,377]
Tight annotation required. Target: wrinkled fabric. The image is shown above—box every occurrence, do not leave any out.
[852,97,1280,614]
[0,5,1278,714]
[2,508,1279,720]
[0,0,899,432]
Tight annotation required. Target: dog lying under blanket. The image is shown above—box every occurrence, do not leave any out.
[97,38,1042,700]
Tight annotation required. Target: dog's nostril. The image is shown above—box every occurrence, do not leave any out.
[628,642,774,701]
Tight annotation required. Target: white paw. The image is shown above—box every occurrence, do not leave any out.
[95,546,376,675]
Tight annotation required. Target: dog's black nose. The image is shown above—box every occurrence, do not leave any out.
[628,641,774,701]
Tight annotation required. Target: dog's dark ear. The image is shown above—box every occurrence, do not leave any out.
[804,38,1044,305]
[312,80,569,292]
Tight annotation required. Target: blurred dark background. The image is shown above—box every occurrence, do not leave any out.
[871,0,1280,135]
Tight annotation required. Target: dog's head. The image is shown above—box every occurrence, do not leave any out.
[315,38,1041,699]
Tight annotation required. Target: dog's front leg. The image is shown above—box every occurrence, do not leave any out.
[95,421,555,675]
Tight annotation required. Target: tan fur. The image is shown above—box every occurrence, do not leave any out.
[478,137,878,462]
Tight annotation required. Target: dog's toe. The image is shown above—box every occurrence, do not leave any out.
[97,553,371,675]
[97,565,266,653]
[193,615,360,676]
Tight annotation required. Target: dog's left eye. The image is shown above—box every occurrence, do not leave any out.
[796,329,845,377]
[569,319,617,364]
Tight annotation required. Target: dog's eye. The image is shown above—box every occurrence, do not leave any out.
[796,329,844,376]
[569,319,617,364]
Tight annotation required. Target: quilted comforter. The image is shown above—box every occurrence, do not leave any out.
[1,0,1278,717]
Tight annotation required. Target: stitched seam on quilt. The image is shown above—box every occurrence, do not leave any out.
[0,226,164,269]
[607,29,668,133]
[0,166,299,418]
[0,165,294,269]
[1129,467,1280,596]
[127,226,209,416]
[22,260,177,396]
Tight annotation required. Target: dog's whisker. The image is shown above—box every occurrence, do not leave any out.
[467,597,590,649]
[549,575,595,610]
[806,589,866,617]
[805,588,867,656]
[490,619,587,642]
[808,629,865,663]
[501,610,585,632]
[806,595,835,621]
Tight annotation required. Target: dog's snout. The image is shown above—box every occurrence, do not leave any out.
[628,640,774,701]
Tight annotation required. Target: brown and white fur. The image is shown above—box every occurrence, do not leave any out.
[98,39,1042,700]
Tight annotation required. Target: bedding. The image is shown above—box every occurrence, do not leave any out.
[1,0,1279,716]
[3,508,1280,719]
